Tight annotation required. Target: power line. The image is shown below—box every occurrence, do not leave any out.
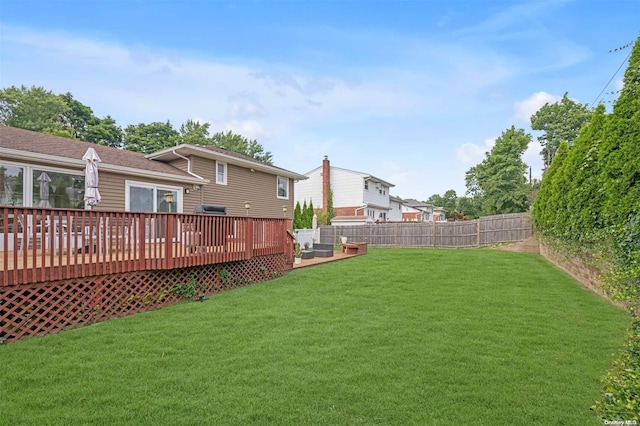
[591,48,632,107]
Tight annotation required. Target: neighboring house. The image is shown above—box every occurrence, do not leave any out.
[387,195,404,222]
[294,156,395,225]
[402,198,434,222]
[433,207,447,222]
[0,126,306,218]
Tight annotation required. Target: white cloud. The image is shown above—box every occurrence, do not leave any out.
[213,120,271,140]
[614,77,624,92]
[227,93,267,120]
[377,161,437,200]
[455,138,495,165]
[513,91,560,123]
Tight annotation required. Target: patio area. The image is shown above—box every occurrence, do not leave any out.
[292,249,360,269]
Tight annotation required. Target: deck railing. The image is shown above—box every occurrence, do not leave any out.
[0,207,292,286]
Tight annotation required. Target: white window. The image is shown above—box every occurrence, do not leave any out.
[0,161,84,208]
[364,181,369,190]
[216,162,227,185]
[126,181,182,213]
[277,176,289,199]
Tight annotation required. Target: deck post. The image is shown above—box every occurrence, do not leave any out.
[138,213,146,270]
[245,218,254,259]
[165,214,174,269]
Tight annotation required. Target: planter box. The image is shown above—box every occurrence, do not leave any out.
[342,242,368,255]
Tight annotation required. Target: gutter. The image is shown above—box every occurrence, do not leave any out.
[172,149,205,180]
[2,148,205,185]
[355,203,367,216]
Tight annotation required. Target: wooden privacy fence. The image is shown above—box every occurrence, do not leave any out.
[319,213,533,248]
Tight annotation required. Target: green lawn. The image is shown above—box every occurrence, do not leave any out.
[0,248,630,425]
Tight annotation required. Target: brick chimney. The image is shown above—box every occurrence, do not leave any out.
[322,155,330,212]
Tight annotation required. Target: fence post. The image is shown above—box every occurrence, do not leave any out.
[433,222,436,247]
[165,214,174,269]
[476,219,481,247]
[395,222,398,246]
[245,218,254,259]
[138,213,146,270]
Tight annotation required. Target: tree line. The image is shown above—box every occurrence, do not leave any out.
[0,85,273,163]
[426,91,592,220]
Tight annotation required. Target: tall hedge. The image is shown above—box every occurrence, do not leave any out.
[534,37,640,302]
[534,37,640,421]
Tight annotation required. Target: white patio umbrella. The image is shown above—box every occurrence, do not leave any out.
[36,172,52,208]
[82,147,102,209]
[311,213,318,243]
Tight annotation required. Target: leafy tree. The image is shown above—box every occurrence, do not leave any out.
[123,121,180,153]
[533,40,640,420]
[455,196,482,219]
[599,39,640,231]
[530,92,592,169]
[209,131,273,164]
[59,92,99,140]
[293,201,303,230]
[533,141,570,237]
[0,85,277,163]
[0,86,125,147]
[301,200,309,228]
[426,190,457,218]
[564,105,608,239]
[0,85,70,133]
[465,126,531,215]
[326,188,334,225]
[307,199,315,228]
[293,199,314,230]
[85,115,124,148]
[179,119,210,145]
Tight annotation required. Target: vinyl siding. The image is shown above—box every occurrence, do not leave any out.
[191,156,294,218]
[2,137,296,218]
[294,167,392,211]
[388,200,403,221]
[331,168,365,207]
[293,168,323,208]
[363,181,390,209]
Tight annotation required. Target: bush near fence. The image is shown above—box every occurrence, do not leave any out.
[319,213,533,248]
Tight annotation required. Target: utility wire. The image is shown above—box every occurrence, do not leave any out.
[591,48,632,107]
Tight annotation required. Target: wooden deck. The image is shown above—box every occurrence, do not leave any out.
[1,207,293,286]
[292,250,359,269]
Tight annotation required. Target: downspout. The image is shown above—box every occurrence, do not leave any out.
[355,203,367,217]
[172,149,205,180]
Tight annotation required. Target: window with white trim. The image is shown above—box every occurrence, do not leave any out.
[0,161,84,208]
[277,176,289,199]
[216,162,227,185]
[125,181,182,213]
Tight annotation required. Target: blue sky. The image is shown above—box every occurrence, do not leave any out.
[1,0,638,200]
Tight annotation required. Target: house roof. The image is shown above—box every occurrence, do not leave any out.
[403,198,434,208]
[304,164,394,187]
[0,126,203,184]
[147,144,308,181]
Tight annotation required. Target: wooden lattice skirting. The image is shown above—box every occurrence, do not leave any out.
[0,254,287,344]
